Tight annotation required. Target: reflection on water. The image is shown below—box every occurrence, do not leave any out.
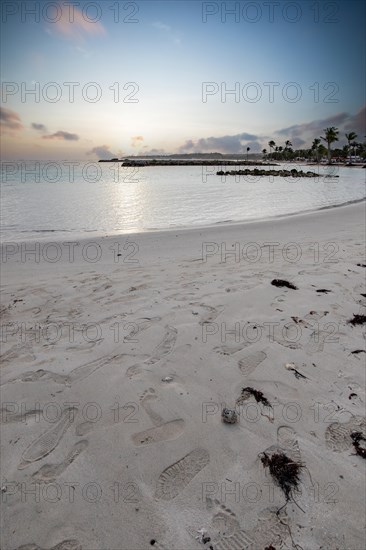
[1,162,365,240]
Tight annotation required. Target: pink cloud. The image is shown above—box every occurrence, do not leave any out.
[131,135,144,147]
[51,5,105,41]
[87,145,119,159]
[42,131,79,141]
[0,107,23,132]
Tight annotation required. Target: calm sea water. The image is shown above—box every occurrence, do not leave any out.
[1,162,365,241]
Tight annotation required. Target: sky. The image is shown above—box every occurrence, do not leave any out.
[1,0,365,160]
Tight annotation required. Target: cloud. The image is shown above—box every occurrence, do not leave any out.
[32,123,47,132]
[142,148,167,156]
[50,5,105,41]
[178,132,261,154]
[0,107,23,132]
[344,105,366,136]
[275,106,366,145]
[87,145,119,159]
[153,21,171,32]
[152,21,181,45]
[276,112,349,138]
[131,135,144,147]
[42,131,79,141]
[290,137,307,148]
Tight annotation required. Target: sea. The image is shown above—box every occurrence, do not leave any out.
[1,161,365,242]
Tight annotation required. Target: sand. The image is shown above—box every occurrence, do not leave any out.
[1,202,365,550]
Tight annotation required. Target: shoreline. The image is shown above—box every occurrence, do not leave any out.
[2,197,365,246]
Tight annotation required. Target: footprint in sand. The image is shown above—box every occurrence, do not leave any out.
[250,507,289,549]
[198,499,289,550]
[238,350,267,377]
[32,440,88,482]
[75,401,139,436]
[1,368,68,387]
[306,320,341,354]
[131,388,185,447]
[272,332,302,350]
[16,540,81,550]
[262,425,302,464]
[325,415,366,452]
[132,420,185,447]
[214,341,252,356]
[155,448,210,500]
[0,343,36,367]
[270,294,288,309]
[187,498,254,549]
[139,388,164,425]
[1,406,42,425]
[277,425,302,462]
[18,407,78,469]
[2,353,126,387]
[306,330,329,354]
[206,498,241,538]
[198,304,224,325]
[126,325,178,378]
[146,326,178,365]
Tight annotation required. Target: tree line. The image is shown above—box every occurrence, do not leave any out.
[261,129,365,164]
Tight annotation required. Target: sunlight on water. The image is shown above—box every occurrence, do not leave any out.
[1,162,365,241]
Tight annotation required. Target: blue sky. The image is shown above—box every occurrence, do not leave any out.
[1,0,365,159]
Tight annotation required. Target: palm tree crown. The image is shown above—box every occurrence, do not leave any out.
[311,138,321,163]
[320,127,339,163]
[268,140,275,157]
[345,132,358,163]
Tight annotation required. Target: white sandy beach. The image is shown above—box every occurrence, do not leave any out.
[1,202,365,550]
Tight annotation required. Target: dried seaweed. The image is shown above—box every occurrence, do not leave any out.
[351,432,366,459]
[239,386,272,408]
[261,452,304,510]
[316,288,331,293]
[351,349,365,355]
[271,279,298,290]
[284,363,308,380]
[348,314,366,326]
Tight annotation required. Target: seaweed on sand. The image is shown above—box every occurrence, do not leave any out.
[238,387,272,408]
[261,452,305,512]
[351,432,366,459]
[284,363,308,380]
[271,279,298,290]
[348,314,366,326]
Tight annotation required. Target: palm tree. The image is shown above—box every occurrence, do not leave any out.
[345,132,357,164]
[351,141,358,161]
[311,138,321,173]
[311,138,321,163]
[318,144,327,161]
[268,140,275,158]
[262,148,267,159]
[284,140,292,160]
[246,146,250,161]
[320,127,339,164]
